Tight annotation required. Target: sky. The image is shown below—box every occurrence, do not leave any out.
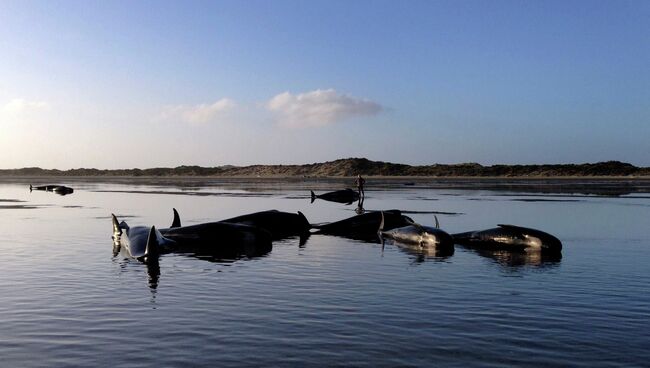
[0,0,648,169]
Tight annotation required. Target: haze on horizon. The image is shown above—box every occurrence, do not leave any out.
[1,0,648,170]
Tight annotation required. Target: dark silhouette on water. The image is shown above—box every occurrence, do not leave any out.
[355,174,366,199]
[313,210,413,242]
[310,188,360,204]
[30,184,74,195]
[355,196,365,214]
[219,210,311,240]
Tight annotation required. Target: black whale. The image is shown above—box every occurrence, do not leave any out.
[452,224,562,253]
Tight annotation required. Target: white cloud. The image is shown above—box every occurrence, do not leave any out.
[159,98,236,124]
[2,98,50,114]
[266,89,383,128]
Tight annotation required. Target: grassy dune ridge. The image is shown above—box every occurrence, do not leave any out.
[2,158,649,177]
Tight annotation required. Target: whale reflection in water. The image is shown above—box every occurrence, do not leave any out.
[462,246,562,269]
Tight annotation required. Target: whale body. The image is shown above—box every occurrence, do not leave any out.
[313,210,413,241]
[452,224,562,253]
[112,213,272,262]
[310,189,359,204]
[219,210,311,239]
[30,184,74,195]
[379,213,454,249]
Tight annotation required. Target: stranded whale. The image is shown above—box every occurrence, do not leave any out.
[452,224,562,253]
[313,210,413,241]
[310,189,359,204]
[30,184,74,195]
[219,210,311,239]
[379,213,454,253]
[112,213,272,262]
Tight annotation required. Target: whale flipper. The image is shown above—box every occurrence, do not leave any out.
[171,208,181,228]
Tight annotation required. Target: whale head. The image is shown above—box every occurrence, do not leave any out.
[112,214,162,262]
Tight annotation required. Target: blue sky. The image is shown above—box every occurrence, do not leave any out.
[0,0,648,169]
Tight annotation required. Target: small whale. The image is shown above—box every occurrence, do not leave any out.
[379,213,454,250]
[310,188,359,204]
[452,224,562,253]
[30,184,74,195]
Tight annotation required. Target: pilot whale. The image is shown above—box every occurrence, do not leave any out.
[219,210,311,239]
[30,184,74,195]
[112,212,272,262]
[310,189,359,204]
[168,209,310,240]
[112,215,173,262]
[313,210,413,241]
[379,213,454,250]
[452,224,562,253]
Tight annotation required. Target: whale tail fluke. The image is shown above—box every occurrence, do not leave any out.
[310,190,316,203]
[171,208,181,228]
[29,185,33,192]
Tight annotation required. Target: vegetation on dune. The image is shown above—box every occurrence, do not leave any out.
[1,158,648,177]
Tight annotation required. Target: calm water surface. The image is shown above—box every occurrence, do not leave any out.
[1,178,648,367]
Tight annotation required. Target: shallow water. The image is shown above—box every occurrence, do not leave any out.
[1,178,649,367]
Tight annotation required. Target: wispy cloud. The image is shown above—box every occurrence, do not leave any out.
[158,98,236,124]
[266,89,383,128]
[2,98,50,114]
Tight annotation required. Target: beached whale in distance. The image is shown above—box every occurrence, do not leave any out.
[30,184,74,195]
[379,213,454,251]
[112,213,272,263]
[311,188,359,204]
[452,224,562,253]
[312,210,413,241]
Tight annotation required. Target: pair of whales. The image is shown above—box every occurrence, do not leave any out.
[113,208,562,263]
[30,184,74,195]
[112,209,310,262]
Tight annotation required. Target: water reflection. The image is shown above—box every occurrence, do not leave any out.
[388,240,455,263]
[458,245,562,269]
[355,197,365,214]
[112,238,274,290]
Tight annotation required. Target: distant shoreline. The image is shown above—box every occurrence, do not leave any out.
[2,158,649,178]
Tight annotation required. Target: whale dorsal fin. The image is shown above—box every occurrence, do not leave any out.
[404,216,424,232]
[171,208,181,228]
[111,214,122,235]
[145,226,159,258]
[297,211,311,229]
[379,211,385,232]
[434,215,440,229]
